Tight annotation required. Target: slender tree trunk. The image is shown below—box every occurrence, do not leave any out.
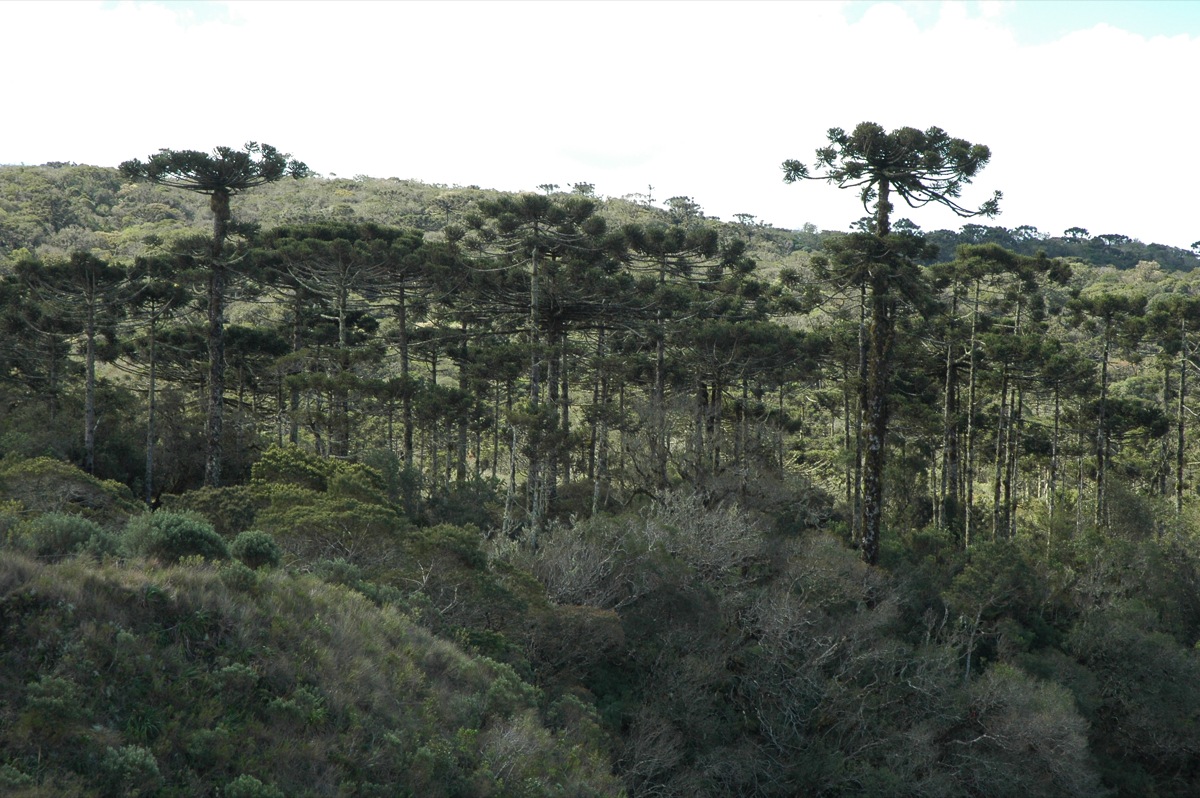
[588,329,602,482]
[964,280,981,549]
[145,319,158,507]
[492,380,502,482]
[457,321,469,484]
[861,279,895,565]
[654,261,669,488]
[1049,385,1061,521]
[1006,384,1023,539]
[941,288,961,535]
[1096,326,1111,526]
[83,287,97,475]
[204,190,231,487]
[992,365,1009,541]
[857,178,900,565]
[1179,325,1188,514]
[528,245,544,543]
[843,362,853,516]
[546,327,560,506]
[288,293,302,446]
[397,286,414,467]
[854,284,866,545]
[560,332,570,487]
[593,329,610,516]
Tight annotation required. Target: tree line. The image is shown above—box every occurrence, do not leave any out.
[2,132,1200,560]
[7,127,1200,796]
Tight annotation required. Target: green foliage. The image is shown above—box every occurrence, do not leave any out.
[253,492,405,572]
[98,744,161,797]
[120,510,229,563]
[0,550,620,797]
[225,774,285,798]
[7,511,114,561]
[0,455,138,525]
[6,139,1200,798]
[230,530,282,570]
[219,559,260,593]
[251,445,390,505]
[164,484,259,536]
[251,444,336,491]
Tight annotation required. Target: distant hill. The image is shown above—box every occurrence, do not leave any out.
[3,162,1196,272]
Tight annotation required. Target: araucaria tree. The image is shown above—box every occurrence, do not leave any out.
[783,123,1001,564]
[120,143,308,486]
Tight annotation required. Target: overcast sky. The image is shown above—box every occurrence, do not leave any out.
[4,0,1198,248]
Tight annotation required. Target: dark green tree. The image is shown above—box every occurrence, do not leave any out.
[621,223,720,487]
[257,222,420,458]
[17,252,128,475]
[119,143,308,486]
[1068,291,1148,526]
[784,122,1000,564]
[125,250,191,505]
[467,193,614,539]
[1146,294,1200,513]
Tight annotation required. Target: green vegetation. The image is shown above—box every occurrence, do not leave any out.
[2,134,1200,795]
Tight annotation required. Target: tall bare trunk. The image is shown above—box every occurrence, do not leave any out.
[204,190,231,487]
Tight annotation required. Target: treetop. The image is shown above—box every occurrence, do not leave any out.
[783,121,1001,221]
[119,142,309,196]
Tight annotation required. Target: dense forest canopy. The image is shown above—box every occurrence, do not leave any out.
[4,137,1200,797]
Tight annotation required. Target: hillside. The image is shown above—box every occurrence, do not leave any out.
[4,155,1200,796]
[2,162,1197,272]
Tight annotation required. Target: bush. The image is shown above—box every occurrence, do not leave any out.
[164,484,260,536]
[230,530,282,570]
[98,744,161,797]
[0,455,139,524]
[8,511,114,560]
[121,510,228,564]
[225,774,285,798]
[220,560,260,593]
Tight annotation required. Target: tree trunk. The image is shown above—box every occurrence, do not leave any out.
[396,286,414,467]
[1179,324,1188,514]
[991,366,1009,541]
[941,288,961,535]
[860,178,894,566]
[457,321,469,484]
[964,280,982,549]
[1096,326,1111,527]
[145,319,158,507]
[861,278,895,565]
[83,285,97,475]
[204,189,231,487]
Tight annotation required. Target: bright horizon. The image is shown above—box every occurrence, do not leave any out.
[3,0,1199,248]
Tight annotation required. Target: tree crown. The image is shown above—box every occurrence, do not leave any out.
[782,122,1001,223]
[119,142,309,197]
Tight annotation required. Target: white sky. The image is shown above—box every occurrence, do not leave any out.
[3,0,1199,248]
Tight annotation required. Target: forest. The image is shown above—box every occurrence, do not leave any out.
[3,126,1200,797]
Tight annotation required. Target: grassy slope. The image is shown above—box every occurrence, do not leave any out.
[0,547,619,797]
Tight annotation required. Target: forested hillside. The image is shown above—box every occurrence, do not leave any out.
[3,135,1200,797]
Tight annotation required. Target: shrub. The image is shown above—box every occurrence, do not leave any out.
[225,774,285,798]
[0,455,138,524]
[219,560,259,592]
[251,445,334,491]
[164,484,260,536]
[230,530,282,570]
[9,511,113,561]
[98,744,161,797]
[121,510,228,564]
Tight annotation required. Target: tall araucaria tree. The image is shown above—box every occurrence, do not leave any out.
[119,143,308,486]
[16,252,128,476]
[783,122,1000,564]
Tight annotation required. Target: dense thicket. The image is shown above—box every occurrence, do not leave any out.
[3,156,1200,797]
